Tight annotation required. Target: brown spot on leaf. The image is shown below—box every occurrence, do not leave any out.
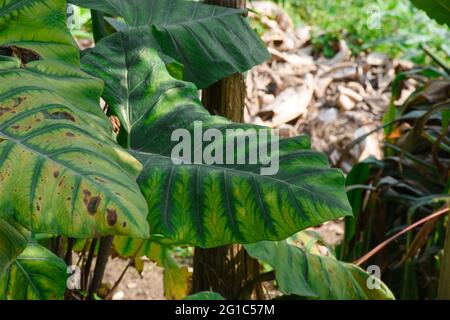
[53,171,59,178]
[87,196,101,215]
[58,176,66,187]
[65,132,75,137]
[46,111,76,122]
[11,125,19,130]
[122,222,127,228]
[82,189,91,205]
[83,189,92,198]
[11,46,40,64]
[94,177,107,183]
[106,209,117,226]
[0,107,10,117]
[0,97,25,117]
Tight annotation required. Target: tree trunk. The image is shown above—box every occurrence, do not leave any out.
[191,0,263,300]
[438,216,450,299]
[201,74,245,123]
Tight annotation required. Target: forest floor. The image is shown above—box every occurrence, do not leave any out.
[100,1,418,300]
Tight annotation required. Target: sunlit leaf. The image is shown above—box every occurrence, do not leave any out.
[0,243,67,300]
[81,31,352,248]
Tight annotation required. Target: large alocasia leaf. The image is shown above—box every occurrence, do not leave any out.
[81,31,352,248]
[0,59,149,238]
[0,0,79,66]
[411,0,450,27]
[113,236,190,300]
[0,0,149,237]
[245,232,395,300]
[70,0,269,88]
[0,218,29,274]
[0,243,67,300]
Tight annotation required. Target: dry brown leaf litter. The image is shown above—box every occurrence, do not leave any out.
[246,1,417,172]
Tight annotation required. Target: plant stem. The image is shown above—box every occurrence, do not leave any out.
[88,235,114,300]
[354,206,449,266]
[82,238,97,292]
[192,0,264,300]
[65,238,75,266]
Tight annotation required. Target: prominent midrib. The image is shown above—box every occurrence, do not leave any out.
[14,258,44,300]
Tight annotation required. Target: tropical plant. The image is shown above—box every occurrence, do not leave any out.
[0,0,394,300]
[340,47,450,299]
[268,0,450,64]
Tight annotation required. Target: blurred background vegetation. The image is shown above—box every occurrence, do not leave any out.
[264,0,449,63]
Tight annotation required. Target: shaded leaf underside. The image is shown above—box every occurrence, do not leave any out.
[245,236,395,300]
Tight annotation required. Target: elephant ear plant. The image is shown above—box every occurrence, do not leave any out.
[0,0,394,300]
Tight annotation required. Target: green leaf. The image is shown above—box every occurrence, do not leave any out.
[70,0,269,88]
[245,237,395,300]
[0,218,29,274]
[113,236,190,300]
[0,0,79,66]
[0,60,149,238]
[0,55,20,70]
[184,291,225,300]
[411,0,450,27]
[0,243,67,300]
[163,255,190,300]
[81,32,352,248]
